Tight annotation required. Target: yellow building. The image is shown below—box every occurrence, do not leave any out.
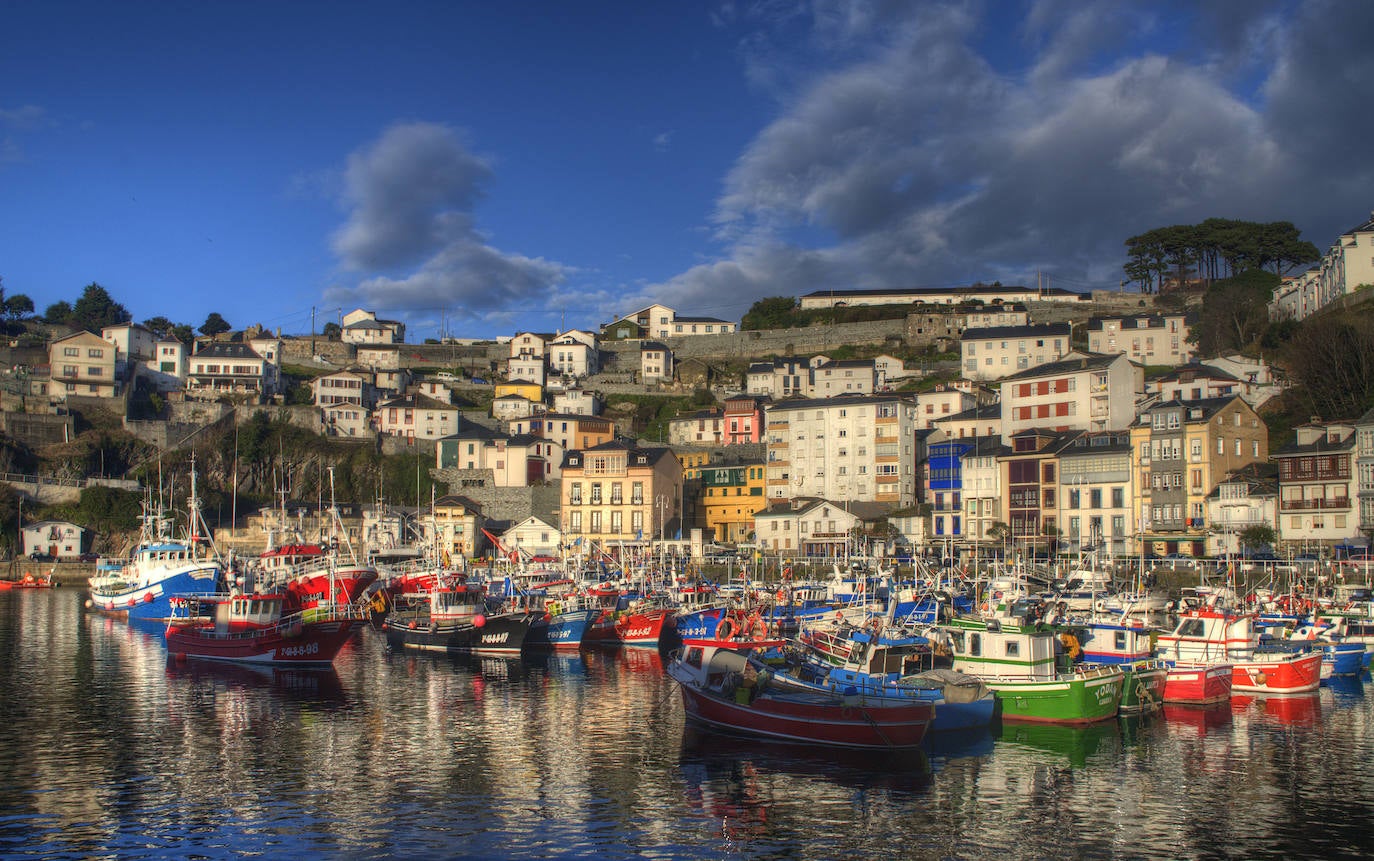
[493,381,543,403]
[560,441,683,550]
[684,459,768,544]
[1130,395,1268,557]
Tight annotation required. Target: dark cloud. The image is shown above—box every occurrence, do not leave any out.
[327,122,568,318]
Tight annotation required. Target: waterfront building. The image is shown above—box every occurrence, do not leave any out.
[1273,420,1360,549]
[1056,430,1134,557]
[1206,464,1279,557]
[1358,407,1374,539]
[754,497,861,556]
[1130,395,1268,557]
[560,441,683,549]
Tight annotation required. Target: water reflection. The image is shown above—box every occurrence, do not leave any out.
[995,719,1122,768]
[10,589,1374,860]
[1230,692,1321,728]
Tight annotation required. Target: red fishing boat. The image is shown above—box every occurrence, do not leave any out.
[1156,607,1320,697]
[668,640,933,749]
[166,593,361,665]
[583,588,677,648]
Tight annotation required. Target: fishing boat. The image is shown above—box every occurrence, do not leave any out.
[1059,618,1168,712]
[1155,608,1317,698]
[0,571,55,590]
[926,616,1125,724]
[165,592,361,665]
[87,472,223,621]
[668,640,934,749]
[583,588,677,648]
[382,582,534,655]
[774,625,994,732]
[249,475,377,613]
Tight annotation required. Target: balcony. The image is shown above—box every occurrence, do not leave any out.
[1280,497,1351,511]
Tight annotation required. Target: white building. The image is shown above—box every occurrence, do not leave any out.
[374,393,461,442]
[311,368,376,408]
[552,387,602,416]
[753,498,861,556]
[548,332,598,378]
[146,337,187,392]
[509,331,553,360]
[1270,211,1374,322]
[1358,407,1374,538]
[22,520,86,559]
[961,323,1072,381]
[764,394,919,506]
[322,402,371,438]
[961,439,1009,545]
[508,353,547,386]
[100,322,157,365]
[341,309,405,344]
[1087,314,1193,366]
[808,360,876,398]
[500,515,563,559]
[999,353,1141,437]
[640,342,673,383]
[1206,466,1279,557]
[745,357,809,399]
[912,388,977,430]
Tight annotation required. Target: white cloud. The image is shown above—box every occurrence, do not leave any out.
[325,122,568,317]
[645,1,1369,312]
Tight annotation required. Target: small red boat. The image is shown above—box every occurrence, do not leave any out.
[668,640,933,749]
[0,572,55,590]
[253,542,378,613]
[1160,661,1234,705]
[166,593,361,665]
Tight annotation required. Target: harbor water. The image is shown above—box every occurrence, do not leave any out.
[2,588,1373,860]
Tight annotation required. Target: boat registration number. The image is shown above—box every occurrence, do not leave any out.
[281,641,320,658]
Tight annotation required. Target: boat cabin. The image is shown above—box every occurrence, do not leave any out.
[936,619,1059,681]
[429,586,488,622]
[216,594,285,632]
[1155,610,1256,662]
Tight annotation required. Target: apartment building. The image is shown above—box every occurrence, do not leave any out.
[961,438,1011,545]
[509,412,615,453]
[374,392,461,442]
[47,331,119,400]
[1358,407,1374,537]
[999,429,1078,546]
[436,426,563,487]
[640,342,673,383]
[1056,431,1134,556]
[1130,395,1268,557]
[764,395,919,506]
[186,342,276,400]
[341,309,405,344]
[961,323,1071,381]
[1270,210,1374,322]
[1087,314,1193,366]
[1000,353,1141,437]
[745,357,809,399]
[1273,421,1359,548]
[311,368,377,408]
[687,461,768,544]
[1206,464,1279,556]
[560,441,683,547]
[808,359,876,397]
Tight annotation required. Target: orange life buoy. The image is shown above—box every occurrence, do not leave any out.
[716,617,737,640]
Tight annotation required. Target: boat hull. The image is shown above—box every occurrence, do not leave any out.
[89,565,222,621]
[585,607,676,648]
[1231,651,1322,694]
[674,683,933,749]
[525,608,600,650]
[1119,661,1169,712]
[986,667,1124,725]
[384,612,533,655]
[166,619,356,665]
[1162,662,1233,705]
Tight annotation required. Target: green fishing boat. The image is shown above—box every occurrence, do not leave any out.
[928,616,1124,724]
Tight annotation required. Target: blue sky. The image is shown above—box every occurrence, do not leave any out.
[2,1,1371,342]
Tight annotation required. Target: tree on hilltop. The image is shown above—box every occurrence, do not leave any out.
[199,312,231,337]
[71,283,132,331]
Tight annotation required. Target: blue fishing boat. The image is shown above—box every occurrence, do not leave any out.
[87,472,222,621]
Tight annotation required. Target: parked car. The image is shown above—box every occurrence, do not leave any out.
[28,552,54,562]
